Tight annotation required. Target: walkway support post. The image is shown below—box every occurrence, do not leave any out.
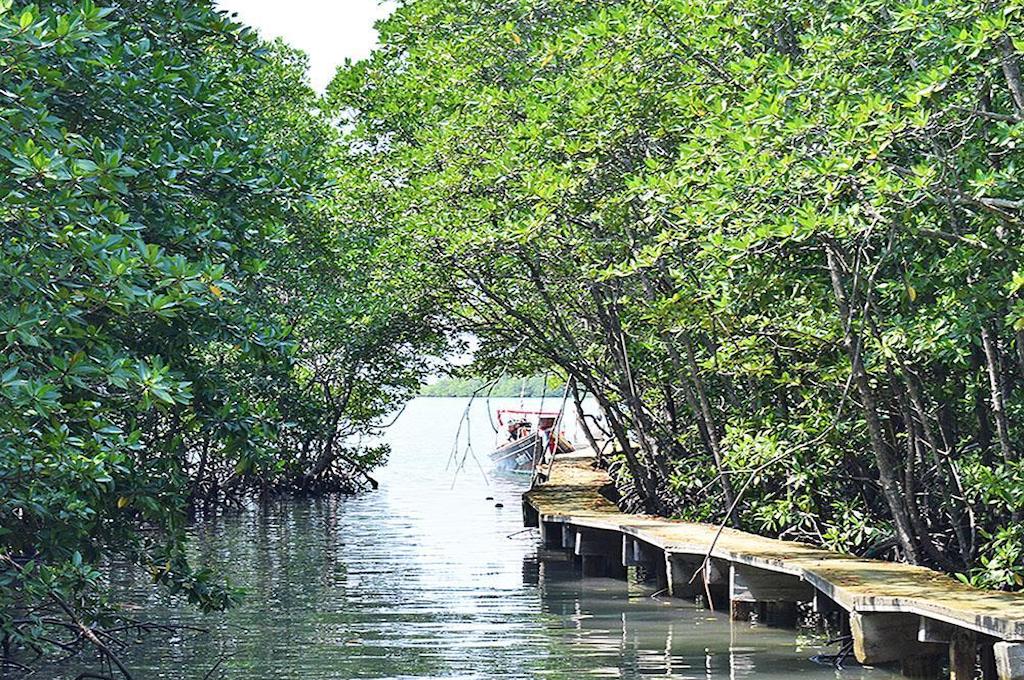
[664,553,702,599]
[949,629,978,680]
[665,553,729,608]
[995,642,1024,680]
[852,612,944,676]
[729,564,813,624]
[622,536,664,585]
[574,528,626,578]
[539,520,562,548]
[919,619,979,680]
[622,536,657,568]
[561,524,577,550]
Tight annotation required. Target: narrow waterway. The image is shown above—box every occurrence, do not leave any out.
[47,397,898,679]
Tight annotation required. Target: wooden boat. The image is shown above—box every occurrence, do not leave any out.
[489,409,574,473]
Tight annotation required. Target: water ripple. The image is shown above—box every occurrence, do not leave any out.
[45,399,899,680]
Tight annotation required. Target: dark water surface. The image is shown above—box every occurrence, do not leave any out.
[46,397,898,679]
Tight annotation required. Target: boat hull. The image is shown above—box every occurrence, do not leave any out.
[488,432,574,472]
[489,433,541,472]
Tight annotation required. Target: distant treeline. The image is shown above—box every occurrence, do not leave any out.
[421,376,565,398]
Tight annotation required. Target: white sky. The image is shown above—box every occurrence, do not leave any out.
[217,0,395,91]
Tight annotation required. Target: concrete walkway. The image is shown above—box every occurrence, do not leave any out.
[522,450,1024,679]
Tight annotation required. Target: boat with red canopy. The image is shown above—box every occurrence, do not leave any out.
[488,409,574,473]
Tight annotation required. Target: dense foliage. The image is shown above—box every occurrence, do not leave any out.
[11,0,1024,673]
[333,0,1024,588]
[0,0,443,673]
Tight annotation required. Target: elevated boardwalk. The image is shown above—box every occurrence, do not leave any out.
[523,450,1024,680]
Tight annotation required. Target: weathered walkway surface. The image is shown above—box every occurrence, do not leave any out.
[523,450,1024,680]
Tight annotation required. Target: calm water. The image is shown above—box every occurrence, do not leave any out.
[46,397,897,679]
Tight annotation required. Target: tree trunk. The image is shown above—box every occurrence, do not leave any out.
[571,380,602,456]
[971,348,995,453]
[593,389,664,514]
[826,245,923,564]
[897,358,973,566]
[680,331,739,524]
[981,324,1014,463]
[1000,34,1024,116]
[302,408,345,487]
